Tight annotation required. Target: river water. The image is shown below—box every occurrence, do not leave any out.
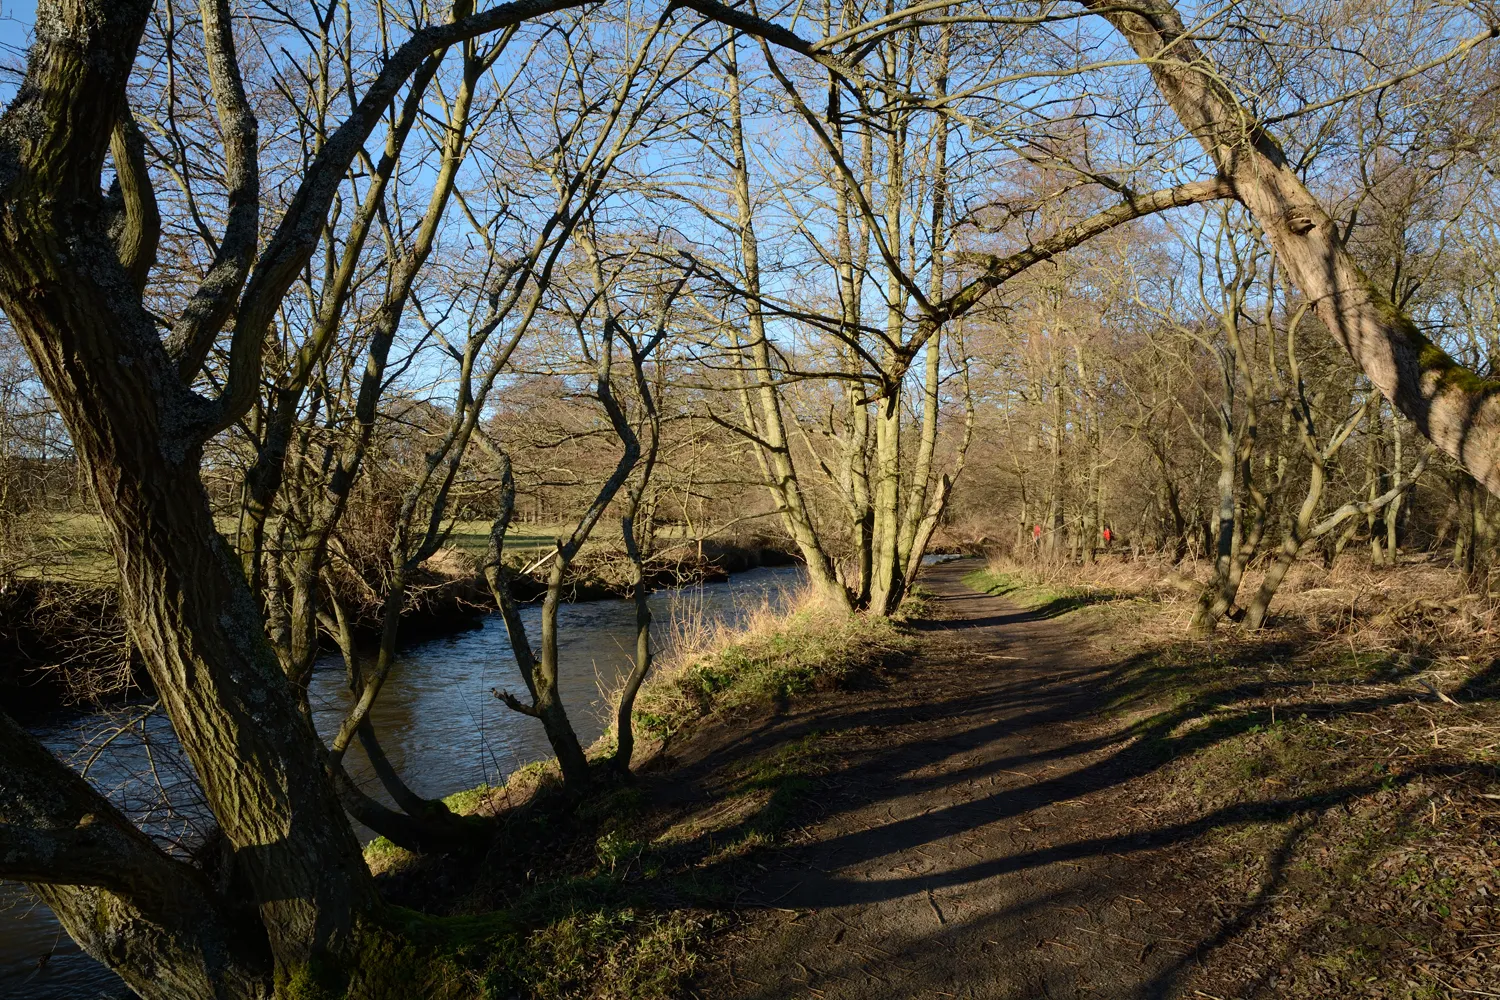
[0,565,804,999]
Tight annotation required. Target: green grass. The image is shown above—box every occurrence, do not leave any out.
[964,566,1124,617]
[445,520,701,563]
[632,601,916,740]
[12,511,120,584]
[19,510,710,589]
[15,512,244,585]
[16,513,634,585]
[482,905,708,1000]
[445,520,583,560]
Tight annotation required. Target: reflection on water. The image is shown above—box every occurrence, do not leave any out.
[1,565,803,999]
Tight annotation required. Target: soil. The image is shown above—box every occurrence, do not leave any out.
[663,558,1498,999]
[657,558,1196,999]
[379,555,1496,998]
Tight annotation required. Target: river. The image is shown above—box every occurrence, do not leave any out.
[0,565,804,999]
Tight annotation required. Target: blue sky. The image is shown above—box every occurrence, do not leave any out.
[0,0,30,65]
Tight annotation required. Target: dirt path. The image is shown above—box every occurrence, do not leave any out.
[688,559,1211,1000]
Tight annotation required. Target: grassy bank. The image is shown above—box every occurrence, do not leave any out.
[2,510,795,716]
[968,555,1500,998]
[363,587,919,1000]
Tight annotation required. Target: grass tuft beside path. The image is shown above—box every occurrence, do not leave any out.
[361,587,919,1000]
[971,555,1500,998]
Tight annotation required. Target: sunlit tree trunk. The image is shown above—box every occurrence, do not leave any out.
[868,49,912,616]
[896,26,950,585]
[1091,0,1500,497]
[1047,352,1067,558]
[725,40,848,607]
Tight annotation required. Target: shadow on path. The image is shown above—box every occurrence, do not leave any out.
[683,559,1472,1000]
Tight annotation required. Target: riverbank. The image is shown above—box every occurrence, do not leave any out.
[351,581,925,999]
[0,539,798,720]
[360,556,1497,1000]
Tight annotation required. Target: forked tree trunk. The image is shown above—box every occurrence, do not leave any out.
[895,29,950,591]
[0,4,378,990]
[1245,463,1324,630]
[1191,423,1239,631]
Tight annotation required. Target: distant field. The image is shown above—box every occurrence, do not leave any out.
[22,511,120,585]
[446,520,694,561]
[19,513,635,586]
[446,520,601,560]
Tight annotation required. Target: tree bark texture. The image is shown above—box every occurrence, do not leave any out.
[1089,0,1500,496]
[0,3,378,982]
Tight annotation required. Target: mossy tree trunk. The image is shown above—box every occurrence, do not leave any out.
[1089,0,1500,497]
[0,1,598,993]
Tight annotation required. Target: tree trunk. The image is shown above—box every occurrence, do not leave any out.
[1191,424,1238,631]
[613,513,653,774]
[868,388,905,614]
[725,41,848,607]
[1047,354,1067,558]
[1366,404,1387,567]
[896,29,950,588]
[1090,0,1500,496]
[1386,415,1404,561]
[2,712,275,999]
[0,3,378,981]
[1246,460,1325,629]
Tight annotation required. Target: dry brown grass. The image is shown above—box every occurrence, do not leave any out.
[970,551,1500,997]
[628,582,914,744]
[984,550,1500,674]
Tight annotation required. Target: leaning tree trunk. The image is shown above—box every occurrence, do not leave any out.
[1,713,276,1000]
[1089,0,1500,496]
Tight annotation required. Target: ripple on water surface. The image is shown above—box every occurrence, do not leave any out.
[1,565,804,998]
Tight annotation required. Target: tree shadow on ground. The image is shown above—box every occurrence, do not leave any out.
[385,565,1497,999]
[651,574,1499,997]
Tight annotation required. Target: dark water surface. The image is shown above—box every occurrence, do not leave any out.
[0,566,803,999]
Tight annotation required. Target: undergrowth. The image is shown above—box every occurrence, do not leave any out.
[357,585,918,1000]
[631,587,915,741]
[970,556,1500,998]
